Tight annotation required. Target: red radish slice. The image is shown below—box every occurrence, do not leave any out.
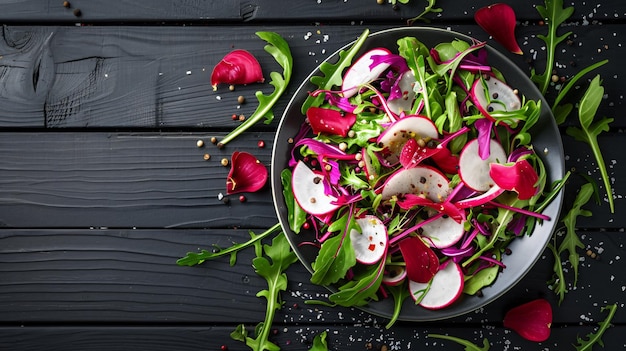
[388,70,416,115]
[377,116,439,164]
[342,48,392,98]
[409,261,464,310]
[458,138,506,191]
[421,216,466,249]
[382,265,407,286]
[291,161,340,216]
[350,216,388,265]
[381,166,450,202]
[471,76,521,121]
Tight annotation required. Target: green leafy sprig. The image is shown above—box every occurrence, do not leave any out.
[407,0,443,25]
[574,304,618,351]
[548,182,593,304]
[218,31,293,147]
[531,0,574,95]
[308,331,329,351]
[176,223,281,266]
[230,233,298,351]
[566,76,614,213]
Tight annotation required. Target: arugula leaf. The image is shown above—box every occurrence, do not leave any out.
[231,232,298,351]
[566,76,615,213]
[281,169,307,234]
[552,60,608,124]
[574,304,618,351]
[219,31,293,146]
[327,257,384,307]
[308,331,329,351]
[531,0,575,94]
[385,282,411,329]
[310,210,357,286]
[406,0,443,25]
[428,334,490,351]
[548,182,593,303]
[176,223,281,266]
[301,29,370,114]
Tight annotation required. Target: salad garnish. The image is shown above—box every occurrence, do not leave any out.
[284,29,562,322]
[474,3,523,55]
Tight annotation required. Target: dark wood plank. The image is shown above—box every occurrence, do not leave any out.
[0,131,623,229]
[1,325,625,351]
[0,24,622,128]
[0,228,623,325]
[0,131,278,229]
[0,0,624,23]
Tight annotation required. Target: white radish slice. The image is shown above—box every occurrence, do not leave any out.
[455,185,505,209]
[382,265,407,286]
[458,139,506,191]
[291,161,340,216]
[472,76,521,120]
[361,147,378,182]
[381,166,450,202]
[387,70,416,115]
[377,116,439,164]
[342,48,392,98]
[350,215,388,265]
[421,216,466,249]
[409,261,464,310]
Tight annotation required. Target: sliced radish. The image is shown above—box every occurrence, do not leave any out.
[455,184,505,209]
[291,161,340,216]
[471,76,521,121]
[409,261,464,310]
[421,215,466,249]
[342,48,392,98]
[381,165,450,202]
[387,70,416,115]
[382,265,407,286]
[458,138,506,191]
[350,215,388,265]
[377,116,439,165]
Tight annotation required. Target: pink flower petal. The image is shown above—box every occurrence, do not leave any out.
[306,107,357,137]
[226,151,268,195]
[475,3,523,55]
[489,159,539,200]
[398,236,439,283]
[503,298,552,342]
[211,49,264,88]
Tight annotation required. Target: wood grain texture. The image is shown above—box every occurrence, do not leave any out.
[0,24,622,128]
[0,228,624,325]
[1,324,625,351]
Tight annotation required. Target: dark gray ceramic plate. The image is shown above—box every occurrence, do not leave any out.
[271,27,564,321]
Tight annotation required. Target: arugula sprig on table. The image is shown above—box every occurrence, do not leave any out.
[574,304,618,351]
[218,31,293,147]
[547,182,593,304]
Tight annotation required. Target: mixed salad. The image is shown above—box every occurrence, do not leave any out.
[280,30,560,321]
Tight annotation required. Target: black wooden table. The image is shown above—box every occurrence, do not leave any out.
[0,1,624,350]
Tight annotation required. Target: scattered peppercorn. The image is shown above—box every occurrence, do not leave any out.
[237,95,245,104]
[229,85,235,91]
[63,1,71,8]
[257,140,265,148]
[220,345,228,351]
[238,114,245,121]
[231,114,237,120]
[196,139,204,148]
[203,153,211,161]
[210,136,218,144]
[376,0,384,4]
[239,195,246,202]
[221,158,229,166]
[73,8,81,17]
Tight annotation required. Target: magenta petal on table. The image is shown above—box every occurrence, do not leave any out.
[226,151,268,195]
[474,3,523,55]
[503,298,552,342]
[211,49,265,89]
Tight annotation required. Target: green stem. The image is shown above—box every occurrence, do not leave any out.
[589,135,615,213]
[552,60,608,110]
